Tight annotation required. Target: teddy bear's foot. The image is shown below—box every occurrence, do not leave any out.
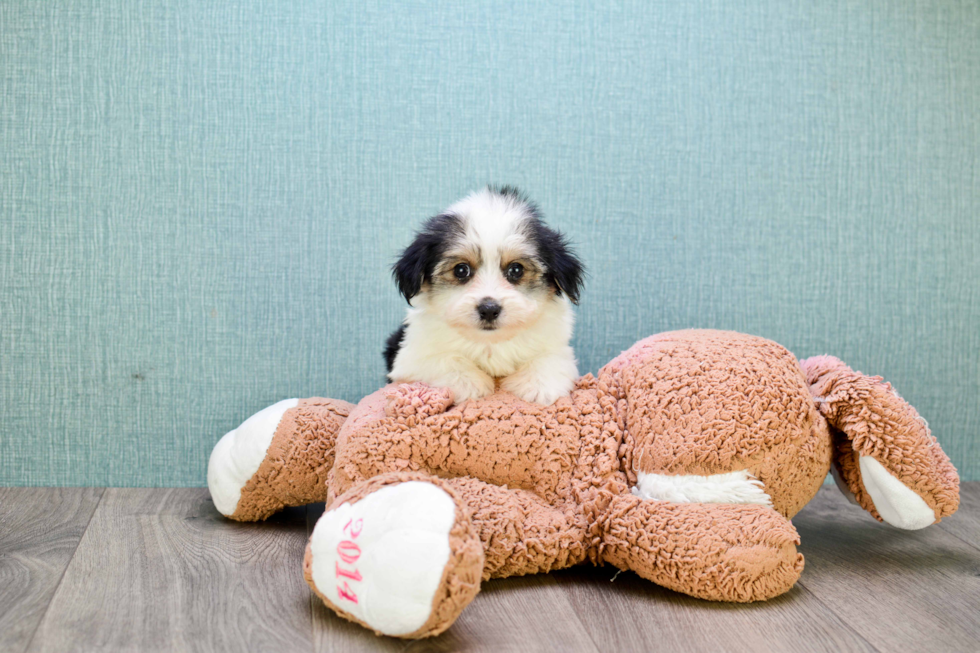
[305,473,483,638]
[801,355,959,529]
[207,397,352,521]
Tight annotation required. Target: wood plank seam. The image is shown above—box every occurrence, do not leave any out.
[552,578,604,653]
[937,525,980,555]
[793,581,882,653]
[14,488,967,650]
[18,487,106,653]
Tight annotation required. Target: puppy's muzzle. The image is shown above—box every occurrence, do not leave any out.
[477,298,502,328]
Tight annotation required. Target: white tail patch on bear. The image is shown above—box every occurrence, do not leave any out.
[632,469,772,506]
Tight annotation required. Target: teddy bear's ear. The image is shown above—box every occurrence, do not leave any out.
[800,355,959,529]
[392,213,463,302]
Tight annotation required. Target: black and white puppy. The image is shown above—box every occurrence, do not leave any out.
[385,186,584,405]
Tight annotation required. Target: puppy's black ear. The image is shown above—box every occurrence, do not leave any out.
[528,219,585,304]
[392,213,461,302]
[547,235,585,304]
[392,237,431,301]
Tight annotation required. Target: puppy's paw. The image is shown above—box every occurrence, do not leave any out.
[448,376,496,403]
[391,355,496,406]
[504,381,572,406]
[440,367,496,404]
[501,354,577,406]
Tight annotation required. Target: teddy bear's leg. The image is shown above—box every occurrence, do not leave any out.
[207,397,353,521]
[600,493,803,602]
[305,472,484,639]
[800,355,959,529]
[439,476,589,578]
[306,472,589,638]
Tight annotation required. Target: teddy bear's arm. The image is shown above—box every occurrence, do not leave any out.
[600,493,803,602]
[207,397,353,521]
[441,476,589,578]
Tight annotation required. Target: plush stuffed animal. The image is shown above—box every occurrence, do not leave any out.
[207,329,959,639]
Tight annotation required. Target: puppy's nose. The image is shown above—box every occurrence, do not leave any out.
[477,298,502,322]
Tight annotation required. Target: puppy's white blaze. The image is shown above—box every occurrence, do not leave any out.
[450,188,528,249]
[309,482,456,636]
[207,398,298,516]
[631,469,773,506]
[858,456,935,530]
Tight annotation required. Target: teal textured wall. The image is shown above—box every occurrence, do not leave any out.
[2,1,978,486]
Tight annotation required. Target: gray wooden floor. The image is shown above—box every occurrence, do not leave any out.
[2,484,978,653]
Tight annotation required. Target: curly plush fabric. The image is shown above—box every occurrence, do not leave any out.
[800,355,959,522]
[600,495,804,602]
[207,329,960,638]
[601,330,831,518]
[232,398,353,521]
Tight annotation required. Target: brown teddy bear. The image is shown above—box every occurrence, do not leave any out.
[207,329,959,638]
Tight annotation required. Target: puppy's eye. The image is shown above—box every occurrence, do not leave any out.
[506,262,524,282]
[453,263,471,280]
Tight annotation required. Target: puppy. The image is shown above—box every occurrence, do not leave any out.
[384,186,584,405]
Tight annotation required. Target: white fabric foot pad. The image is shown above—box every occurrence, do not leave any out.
[307,482,458,637]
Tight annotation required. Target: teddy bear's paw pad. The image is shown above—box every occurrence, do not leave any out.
[859,456,935,530]
[308,482,457,637]
[207,398,298,516]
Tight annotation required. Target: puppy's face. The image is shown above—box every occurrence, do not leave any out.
[393,187,583,341]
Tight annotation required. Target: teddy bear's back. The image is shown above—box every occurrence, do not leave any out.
[601,329,832,518]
